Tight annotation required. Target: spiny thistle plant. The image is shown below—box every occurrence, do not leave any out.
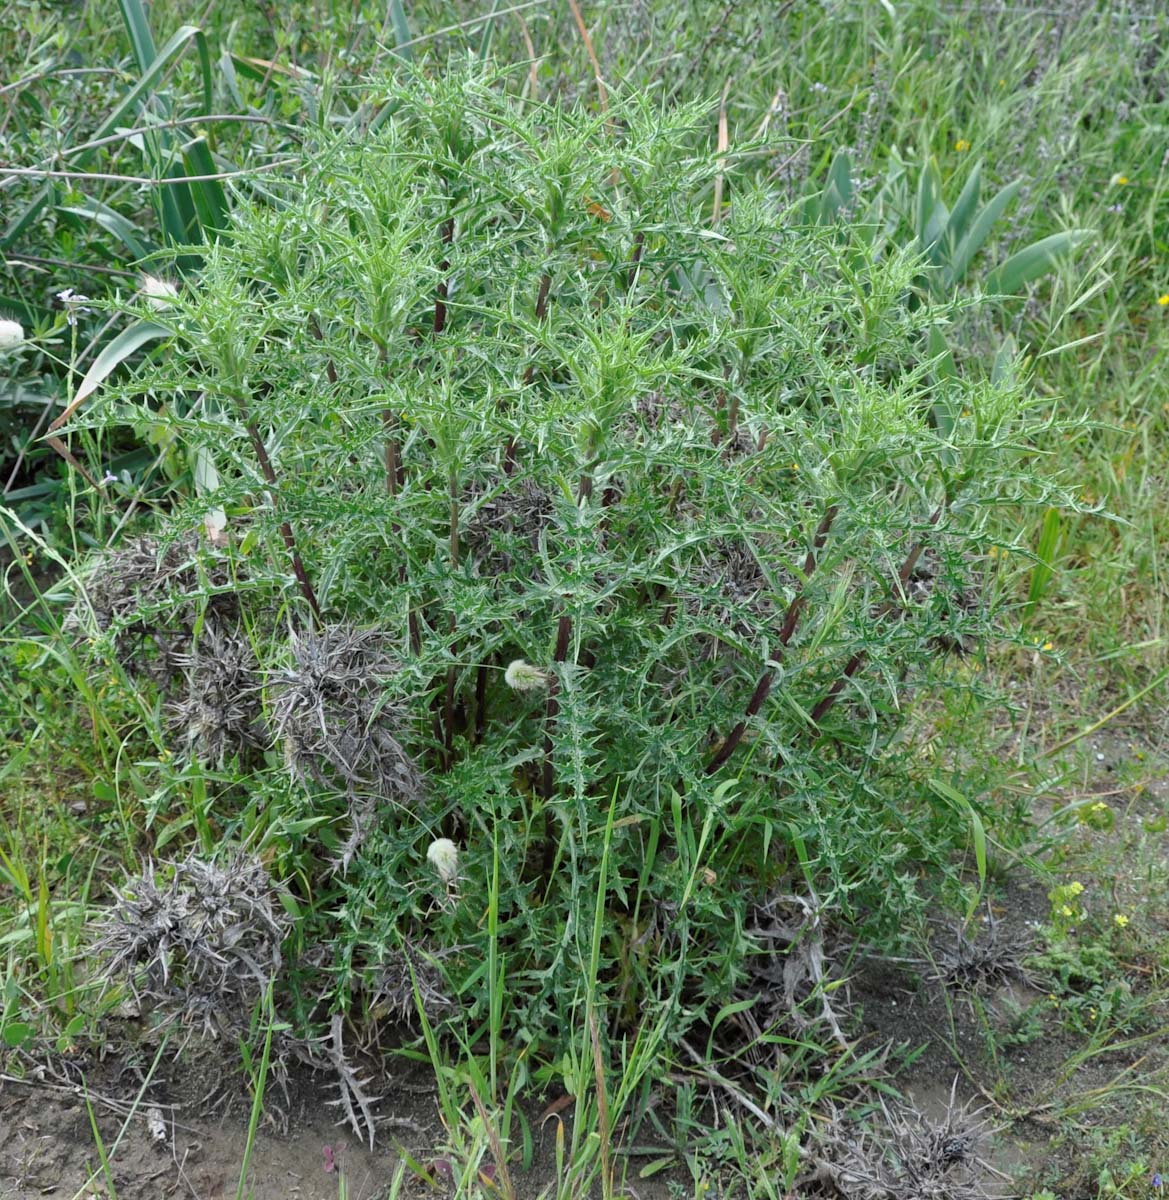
[69,68,1059,1130]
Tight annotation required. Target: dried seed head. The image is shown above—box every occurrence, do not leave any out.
[426,838,459,885]
[269,623,423,808]
[504,659,549,692]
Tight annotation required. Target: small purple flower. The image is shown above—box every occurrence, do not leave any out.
[1153,1173,1163,1190]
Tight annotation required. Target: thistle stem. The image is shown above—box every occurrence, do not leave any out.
[810,504,945,725]
[705,504,837,774]
[234,394,322,624]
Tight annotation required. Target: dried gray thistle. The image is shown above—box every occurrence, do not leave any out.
[269,625,422,863]
[808,1085,1001,1200]
[68,533,239,681]
[462,477,555,572]
[370,944,455,1027]
[927,912,1035,996]
[744,891,849,1048]
[92,851,291,1036]
[167,624,264,763]
[328,1012,379,1148]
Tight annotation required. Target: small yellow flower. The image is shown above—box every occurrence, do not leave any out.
[1114,913,1129,928]
[1069,881,1084,895]
[1041,641,1053,651]
[954,139,971,153]
[1158,294,1169,307]
[1112,173,1129,186]
[1060,904,1074,917]
[1092,801,1109,812]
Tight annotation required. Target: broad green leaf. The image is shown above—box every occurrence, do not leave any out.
[915,158,943,249]
[181,136,230,237]
[985,229,1093,294]
[71,321,171,410]
[117,0,158,74]
[820,149,854,223]
[1,1022,35,1049]
[945,177,1022,289]
[927,777,987,922]
[943,158,982,252]
[59,198,156,261]
[389,0,414,61]
[477,0,503,60]
[926,324,958,439]
[1,184,53,251]
[87,25,206,150]
[927,323,957,381]
[1024,506,1062,619]
[992,333,1018,385]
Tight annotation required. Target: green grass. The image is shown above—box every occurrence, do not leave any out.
[3,2,1169,1198]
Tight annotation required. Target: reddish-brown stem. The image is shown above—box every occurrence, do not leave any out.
[507,272,554,472]
[521,272,553,388]
[810,504,945,725]
[383,411,400,496]
[473,663,489,745]
[236,406,322,623]
[378,348,415,653]
[541,613,573,874]
[705,504,838,775]
[541,614,573,801]
[626,231,645,293]
[443,481,459,761]
[433,216,455,335]
[307,314,338,384]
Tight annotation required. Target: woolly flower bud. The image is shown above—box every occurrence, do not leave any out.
[141,275,179,310]
[0,319,25,351]
[504,659,548,692]
[427,838,459,885]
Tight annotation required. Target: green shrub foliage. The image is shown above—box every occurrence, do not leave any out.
[79,71,1043,1059]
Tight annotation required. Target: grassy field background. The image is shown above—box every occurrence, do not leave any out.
[2,2,1168,1197]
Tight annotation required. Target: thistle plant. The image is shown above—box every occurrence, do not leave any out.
[71,69,1057,1108]
[268,623,422,865]
[92,852,291,1037]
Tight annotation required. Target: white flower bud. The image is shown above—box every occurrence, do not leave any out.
[140,275,179,310]
[426,838,459,885]
[0,319,25,350]
[504,659,548,692]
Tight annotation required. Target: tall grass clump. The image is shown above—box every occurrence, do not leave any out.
[60,68,1056,1132]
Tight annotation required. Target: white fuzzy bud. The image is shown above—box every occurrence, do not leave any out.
[426,838,459,885]
[140,275,179,310]
[0,319,25,350]
[504,659,548,692]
